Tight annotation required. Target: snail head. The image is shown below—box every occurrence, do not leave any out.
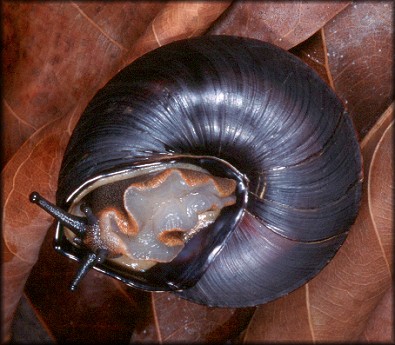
[29,192,110,290]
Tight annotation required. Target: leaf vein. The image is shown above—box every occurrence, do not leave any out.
[305,284,316,343]
[71,2,127,52]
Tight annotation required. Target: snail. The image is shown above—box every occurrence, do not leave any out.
[30,35,362,307]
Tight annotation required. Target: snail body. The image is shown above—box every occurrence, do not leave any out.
[30,35,362,307]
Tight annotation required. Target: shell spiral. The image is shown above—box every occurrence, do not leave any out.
[57,35,362,307]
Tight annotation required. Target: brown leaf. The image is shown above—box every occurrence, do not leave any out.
[131,292,254,343]
[2,2,164,165]
[73,2,164,50]
[290,29,332,87]
[124,1,232,65]
[357,111,394,343]
[323,1,393,138]
[359,285,394,342]
[208,1,350,49]
[367,114,394,267]
[242,103,394,342]
[2,114,73,342]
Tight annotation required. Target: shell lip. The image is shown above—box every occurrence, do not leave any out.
[54,155,249,291]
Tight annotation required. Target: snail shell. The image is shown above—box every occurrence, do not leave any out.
[30,35,362,307]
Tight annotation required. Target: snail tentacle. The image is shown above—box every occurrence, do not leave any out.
[29,192,87,237]
[80,203,99,226]
[70,249,108,291]
[30,192,112,291]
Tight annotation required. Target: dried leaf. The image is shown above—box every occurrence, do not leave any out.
[242,104,394,342]
[2,1,164,165]
[73,1,164,49]
[323,1,393,137]
[131,293,254,343]
[357,115,394,342]
[290,29,332,87]
[367,115,394,266]
[2,114,74,343]
[359,285,394,342]
[124,1,232,65]
[208,1,350,49]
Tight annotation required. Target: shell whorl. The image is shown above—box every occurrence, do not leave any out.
[55,35,362,307]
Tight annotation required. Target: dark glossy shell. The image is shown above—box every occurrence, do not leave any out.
[56,35,362,307]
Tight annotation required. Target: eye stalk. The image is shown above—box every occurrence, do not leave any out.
[29,192,110,291]
[30,192,87,237]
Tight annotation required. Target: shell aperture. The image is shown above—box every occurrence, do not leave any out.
[90,168,236,270]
